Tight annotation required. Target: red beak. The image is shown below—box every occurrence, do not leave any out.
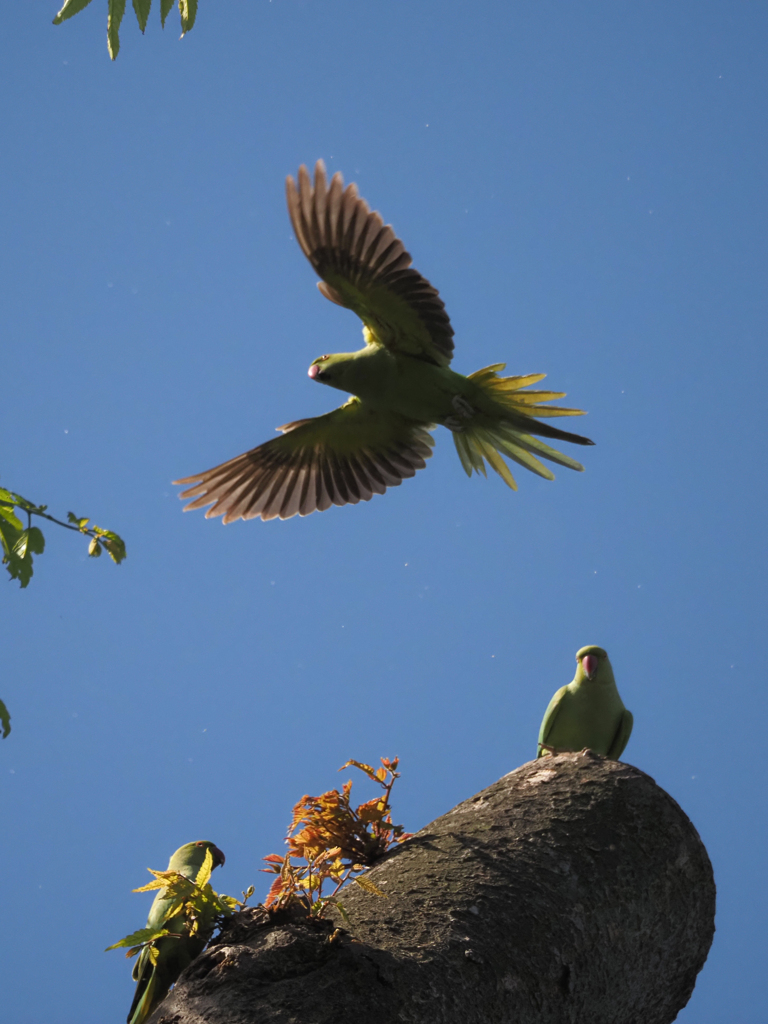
[582,654,598,679]
[308,364,321,379]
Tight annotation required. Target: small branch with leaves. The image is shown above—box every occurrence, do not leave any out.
[53,0,199,61]
[0,484,126,739]
[262,757,412,921]
[0,700,10,741]
[0,485,126,590]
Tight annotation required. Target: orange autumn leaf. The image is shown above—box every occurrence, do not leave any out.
[262,756,409,917]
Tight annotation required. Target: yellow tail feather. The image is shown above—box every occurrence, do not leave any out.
[454,366,589,489]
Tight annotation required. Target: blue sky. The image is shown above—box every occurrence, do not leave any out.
[1,2,766,1021]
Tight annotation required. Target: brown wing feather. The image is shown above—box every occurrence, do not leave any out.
[286,160,454,367]
[174,404,435,524]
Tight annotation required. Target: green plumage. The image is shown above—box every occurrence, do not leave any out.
[537,646,633,760]
[127,841,225,1024]
[176,161,594,522]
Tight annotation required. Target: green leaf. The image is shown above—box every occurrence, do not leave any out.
[195,847,214,890]
[105,926,170,952]
[88,537,102,558]
[0,520,24,585]
[0,487,23,506]
[53,0,94,25]
[13,531,29,560]
[179,0,197,35]
[328,898,350,923]
[26,527,45,555]
[0,503,24,532]
[160,0,174,27]
[11,528,45,579]
[67,513,90,530]
[16,498,48,516]
[0,699,11,739]
[2,523,34,588]
[108,0,126,60]
[14,557,33,587]
[101,533,127,564]
[132,0,152,33]
[159,897,187,925]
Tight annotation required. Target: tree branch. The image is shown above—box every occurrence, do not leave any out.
[150,752,715,1024]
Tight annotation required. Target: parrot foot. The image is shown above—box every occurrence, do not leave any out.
[444,416,466,432]
[452,394,475,418]
[579,747,604,759]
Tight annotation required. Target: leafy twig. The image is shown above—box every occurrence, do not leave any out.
[0,700,10,740]
[262,757,411,918]
[0,485,126,589]
[106,847,247,959]
[52,0,199,61]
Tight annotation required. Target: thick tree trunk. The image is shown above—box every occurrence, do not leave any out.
[151,753,715,1024]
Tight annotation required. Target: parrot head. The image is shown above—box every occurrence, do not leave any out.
[575,645,610,683]
[308,352,359,393]
[195,840,226,868]
[168,840,226,874]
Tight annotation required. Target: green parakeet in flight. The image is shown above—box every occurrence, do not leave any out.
[127,840,225,1024]
[537,645,633,759]
[175,160,594,522]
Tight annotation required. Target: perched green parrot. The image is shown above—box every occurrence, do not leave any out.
[175,161,595,522]
[537,645,633,760]
[127,840,225,1024]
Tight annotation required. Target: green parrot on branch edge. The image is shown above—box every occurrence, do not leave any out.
[175,160,594,522]
[537,645,633,760]
[126,841,225,1024]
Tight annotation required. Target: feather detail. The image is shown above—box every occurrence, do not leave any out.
[450,365,591,488]
[175,404,434,522]
[286,160,454,366]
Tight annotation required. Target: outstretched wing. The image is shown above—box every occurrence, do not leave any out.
[174,399,434,523]
[286,160,454,367]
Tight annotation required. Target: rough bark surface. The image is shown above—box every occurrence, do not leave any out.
[150,753,715,1024]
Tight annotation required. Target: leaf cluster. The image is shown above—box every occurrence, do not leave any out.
[106,847,250,959]
[0,491,45,591]
[52,0,198,61]
[262,757,411,919]
[0,700,10,741]
[0,485,126,590]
